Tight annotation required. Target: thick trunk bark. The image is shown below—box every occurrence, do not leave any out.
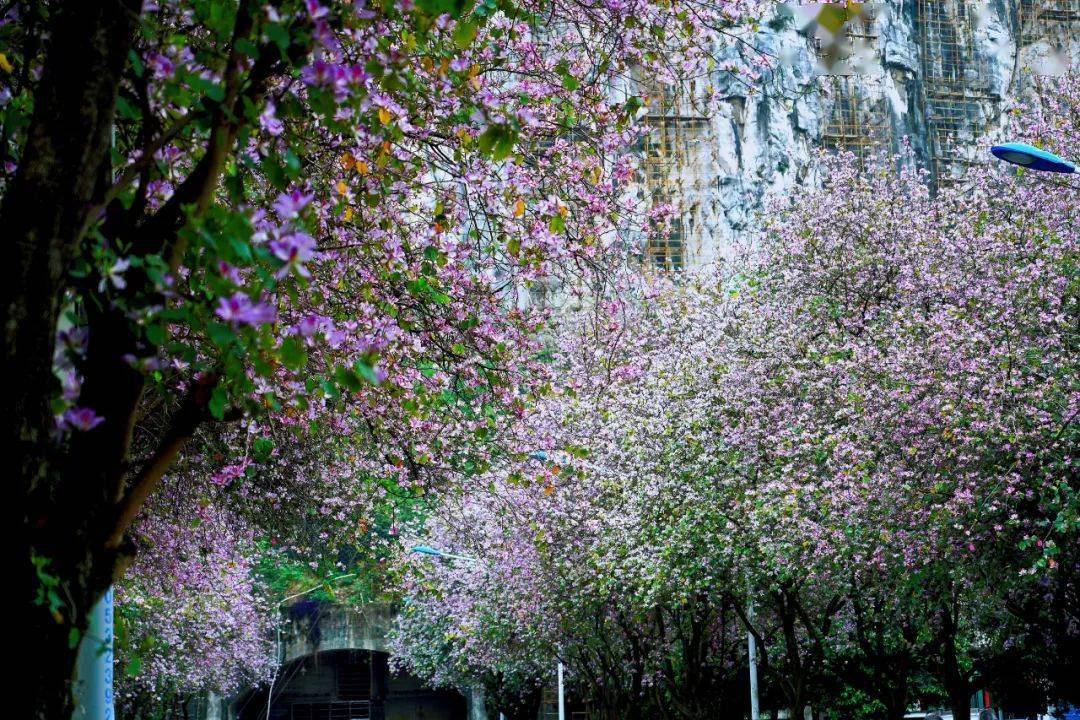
[940,605,972,720]
[22,564,91,719]
[7,2,140,719]
[882,687,910,720]
[11,2,284,716]
[4,0,140,495]
[949,692,972,720]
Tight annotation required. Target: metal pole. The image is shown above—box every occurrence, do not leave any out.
[748,602,760,720]
[557,661,565,720]
[73,587,115,720]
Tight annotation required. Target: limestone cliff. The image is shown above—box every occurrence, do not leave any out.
[647,0,1078,268]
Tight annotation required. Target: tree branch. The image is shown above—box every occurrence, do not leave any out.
[103,373,220,551]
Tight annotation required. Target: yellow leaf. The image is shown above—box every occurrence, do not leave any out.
[0,53,12,74]
[340,152,356,170]
[336,180,348,195]
[513,199,525,218]
[378,107,393,125]
[356,160,370,176]
[344,206,354,221]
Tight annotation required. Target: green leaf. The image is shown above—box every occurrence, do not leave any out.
[208,386,228,420]
[116,96,141,121]
[125,657,144,678]
[207,322,236,348]
[335,365,364,392]
[127,49,145,78]
[453,20,478,48]
[188,74,225,103]
[266,22,291,52]
[235,38,260,59]
[280,337,307,371]
[478,124,517,161]
[355,361,383,385]
[145,323,166,346]
[416,0,475,19]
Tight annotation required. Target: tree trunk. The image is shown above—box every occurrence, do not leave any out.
[23,589,86,720]
[949,691,972,720]
[882,686,910,720]
[4,0,140,494]
[939,602,972,720]
[8,2,141,719]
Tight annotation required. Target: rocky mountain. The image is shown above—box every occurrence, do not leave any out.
[642,0,1078,269]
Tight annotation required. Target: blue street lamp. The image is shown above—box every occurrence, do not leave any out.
[990,142,1076,174]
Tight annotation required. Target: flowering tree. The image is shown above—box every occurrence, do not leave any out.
[3,0,772,715]
[394,74,1079,720]
[113,491,276,717]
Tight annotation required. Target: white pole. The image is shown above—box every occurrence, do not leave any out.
[557,661,565,720]
[73,588,115,720]
[748,602,760,720]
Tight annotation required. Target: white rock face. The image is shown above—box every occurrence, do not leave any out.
[651,0,1078,269]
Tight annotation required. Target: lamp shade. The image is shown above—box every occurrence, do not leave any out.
[991,142,1076,173]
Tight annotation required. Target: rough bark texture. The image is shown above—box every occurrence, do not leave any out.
[8,1,300,715]
[6,3,142,718]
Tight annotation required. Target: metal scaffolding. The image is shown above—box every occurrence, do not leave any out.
[803,3,892,163]
[1018,0,1080,74]
[915,0,997,188]
[639,81,709,272]
[818,76,892,163]
[809,1,884,74]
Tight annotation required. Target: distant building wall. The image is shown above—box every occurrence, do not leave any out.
[221,603,482,720]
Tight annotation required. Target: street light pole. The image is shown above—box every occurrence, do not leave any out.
[73,588,115,720]
[747,601,760,720]
[557,661,566,720]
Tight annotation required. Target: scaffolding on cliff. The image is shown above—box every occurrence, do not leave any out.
[809,3,893,165]
[639,80,710,272]
[915,0,997,189]
[1017,0,1079,77]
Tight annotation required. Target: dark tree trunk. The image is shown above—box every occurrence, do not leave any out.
[7,2,141,719]
[883,685,910,720]
[4,0,140,496]
[950,695,976,720]
[939,602,973,720]
[9,2,297,718]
